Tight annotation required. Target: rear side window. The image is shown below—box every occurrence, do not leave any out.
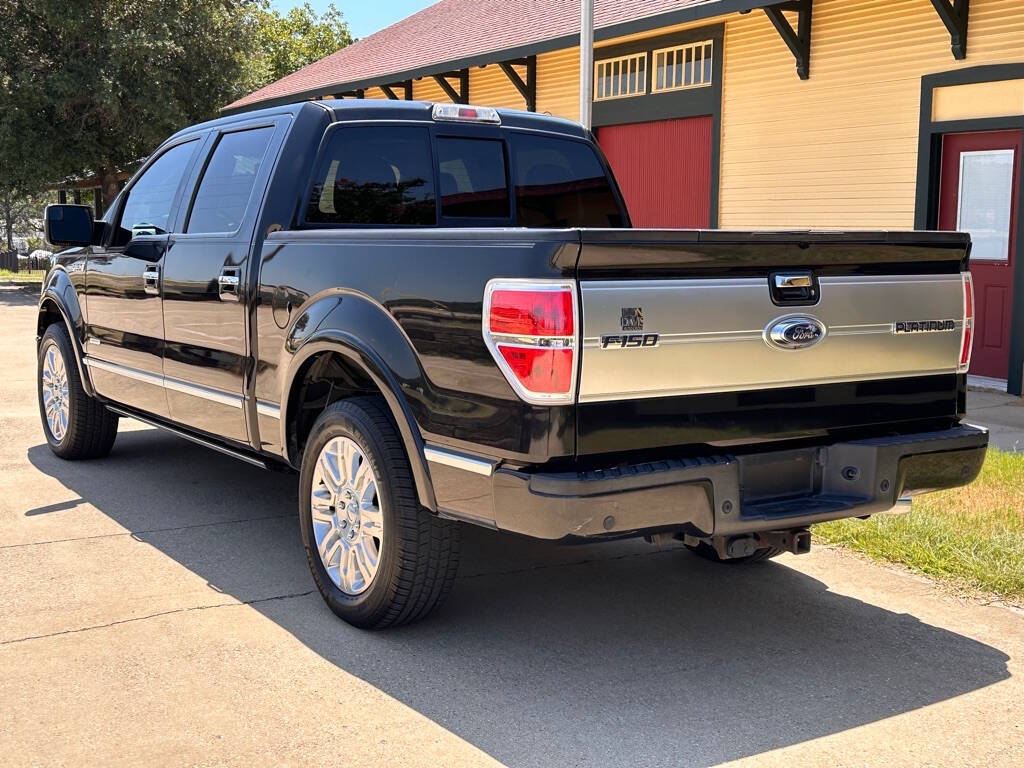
[510,134,624,228]
[187,126,274,234]
[306,126,436,226]
[437,137,510,219]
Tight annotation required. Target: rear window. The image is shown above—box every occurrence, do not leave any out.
[437,137,510,219]
[187,126,274,234]
[305,126,436,226]
[511,134,624,228]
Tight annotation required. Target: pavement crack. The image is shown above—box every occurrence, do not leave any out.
[0,513,294,550]
[0,589,316,646]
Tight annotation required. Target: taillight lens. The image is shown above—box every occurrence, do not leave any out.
[959,271,974,372]
[483,280,577,404]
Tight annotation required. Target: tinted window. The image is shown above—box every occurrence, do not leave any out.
[306,126,435,226]
[437,137,510,219]
[510,135,624,228]
[118,140,197,242]
[187,126,274,234]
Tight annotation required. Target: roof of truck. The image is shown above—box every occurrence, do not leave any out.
[169,99,589,144]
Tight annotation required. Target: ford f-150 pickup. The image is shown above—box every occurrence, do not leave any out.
[39,100,988,628]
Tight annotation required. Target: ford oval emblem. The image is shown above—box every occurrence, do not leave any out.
[764,315,827,350]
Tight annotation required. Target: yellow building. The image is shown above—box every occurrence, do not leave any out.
[227,0,1024,391]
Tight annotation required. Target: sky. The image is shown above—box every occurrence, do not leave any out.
[273,1,438,39]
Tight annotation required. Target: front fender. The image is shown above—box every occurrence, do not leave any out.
[280,292,437,511]
[38,268,93,397]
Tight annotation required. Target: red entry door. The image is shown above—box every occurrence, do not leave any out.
[939,131,1022,380]
[598,117,712,228]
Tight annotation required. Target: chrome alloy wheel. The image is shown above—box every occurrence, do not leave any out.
[310,436,384,595]
[41,342,70,442]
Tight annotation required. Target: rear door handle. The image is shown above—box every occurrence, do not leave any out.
[143,265,161,295]
[218,268,240,302]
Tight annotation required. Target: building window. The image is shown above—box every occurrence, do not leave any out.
[652,40,713,93]
[594,53,647,101]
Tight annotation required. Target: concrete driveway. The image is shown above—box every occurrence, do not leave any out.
[1,285,1021,767]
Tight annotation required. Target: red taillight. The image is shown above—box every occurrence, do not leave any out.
[498,346,574,393]
[959,272,975,372]
[489,290,574,337]
[483,280,577,404]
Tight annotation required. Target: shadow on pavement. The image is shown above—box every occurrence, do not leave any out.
[28,429,1011,768]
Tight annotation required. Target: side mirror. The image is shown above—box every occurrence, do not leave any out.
[44,205,94,248]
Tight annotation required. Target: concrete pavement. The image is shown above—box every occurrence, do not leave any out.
[1,284,1022,767]
[967,388,1024,451]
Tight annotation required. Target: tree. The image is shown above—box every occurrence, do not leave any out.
[0,0,256,208]
[241,2,353,94]
[0,186,47,251]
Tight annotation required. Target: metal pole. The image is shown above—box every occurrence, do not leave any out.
[579,0,594,130]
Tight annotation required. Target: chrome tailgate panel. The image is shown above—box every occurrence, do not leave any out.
[578,274,964,403]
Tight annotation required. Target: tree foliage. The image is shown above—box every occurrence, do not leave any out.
[0,1,352,209]
[241,2,353,95]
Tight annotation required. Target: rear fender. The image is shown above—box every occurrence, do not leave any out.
[280,292,437,511]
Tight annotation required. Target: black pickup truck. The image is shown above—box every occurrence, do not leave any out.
[39,100,987,628]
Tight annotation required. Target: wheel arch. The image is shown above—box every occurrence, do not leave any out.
[37,272,93,397]
[280,325,437,512]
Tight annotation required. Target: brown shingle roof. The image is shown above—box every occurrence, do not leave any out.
[226,0,755,111]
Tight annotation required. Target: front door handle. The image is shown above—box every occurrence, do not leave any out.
[218,268,240,302]
[143,265,160,295]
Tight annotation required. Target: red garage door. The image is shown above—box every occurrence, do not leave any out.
[598,116,713,228]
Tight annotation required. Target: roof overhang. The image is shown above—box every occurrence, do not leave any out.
[222,0,792,115]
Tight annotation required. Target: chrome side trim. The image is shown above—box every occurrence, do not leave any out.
[424,445,496,477]
[106,405,267,468]
[84,356,243,409]
[256,400,281,419]
[84,356,163,387]
[163,377,243,409]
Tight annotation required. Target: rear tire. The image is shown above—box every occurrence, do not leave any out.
[685,540,783,564]
[299,397,461,629]
[38,323,119,460]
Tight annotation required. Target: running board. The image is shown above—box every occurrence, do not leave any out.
[106,405,271,469]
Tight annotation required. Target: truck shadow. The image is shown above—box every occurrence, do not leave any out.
[28,428,1011,768]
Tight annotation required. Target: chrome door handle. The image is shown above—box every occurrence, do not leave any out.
[143,266,160,296]
[218,269,240,302]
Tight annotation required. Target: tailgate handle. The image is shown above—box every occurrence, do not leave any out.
[769,271,819,306]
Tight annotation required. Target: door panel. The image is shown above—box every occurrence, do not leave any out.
[85,139,201,417]
[162,124,280,444]
[597,117,712,228]
[939,130,1021,380]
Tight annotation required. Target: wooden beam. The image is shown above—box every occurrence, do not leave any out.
[764,0,812,80]
[381,84,399,100]
[929,0,970,59]
[432,69,469,104]
[498,55,537,111]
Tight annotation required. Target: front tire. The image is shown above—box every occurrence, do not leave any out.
[299,397,460,629]
[38,323,119,459]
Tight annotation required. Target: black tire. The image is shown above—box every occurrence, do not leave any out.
[299,397,461,629]
[37,323,119,460]
[685,540,784,565]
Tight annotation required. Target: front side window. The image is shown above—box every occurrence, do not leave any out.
[117,140,197,243]
[511,134,624,228]
[437,137,510,219]
[187,126,274,234]
[305,126,436,226]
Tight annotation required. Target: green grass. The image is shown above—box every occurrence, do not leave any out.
[0,269,45,282]
[815,449,1024,603]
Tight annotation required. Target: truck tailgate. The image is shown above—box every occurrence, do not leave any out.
[575,230,971,456]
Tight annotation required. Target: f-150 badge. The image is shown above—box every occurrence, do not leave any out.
[764,315,826,350]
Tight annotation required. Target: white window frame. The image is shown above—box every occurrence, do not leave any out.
[651,40,714,93]
[956,148,1016,263]
[594,52,648,102]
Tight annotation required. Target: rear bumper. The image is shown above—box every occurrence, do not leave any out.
[428,424,988,540]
